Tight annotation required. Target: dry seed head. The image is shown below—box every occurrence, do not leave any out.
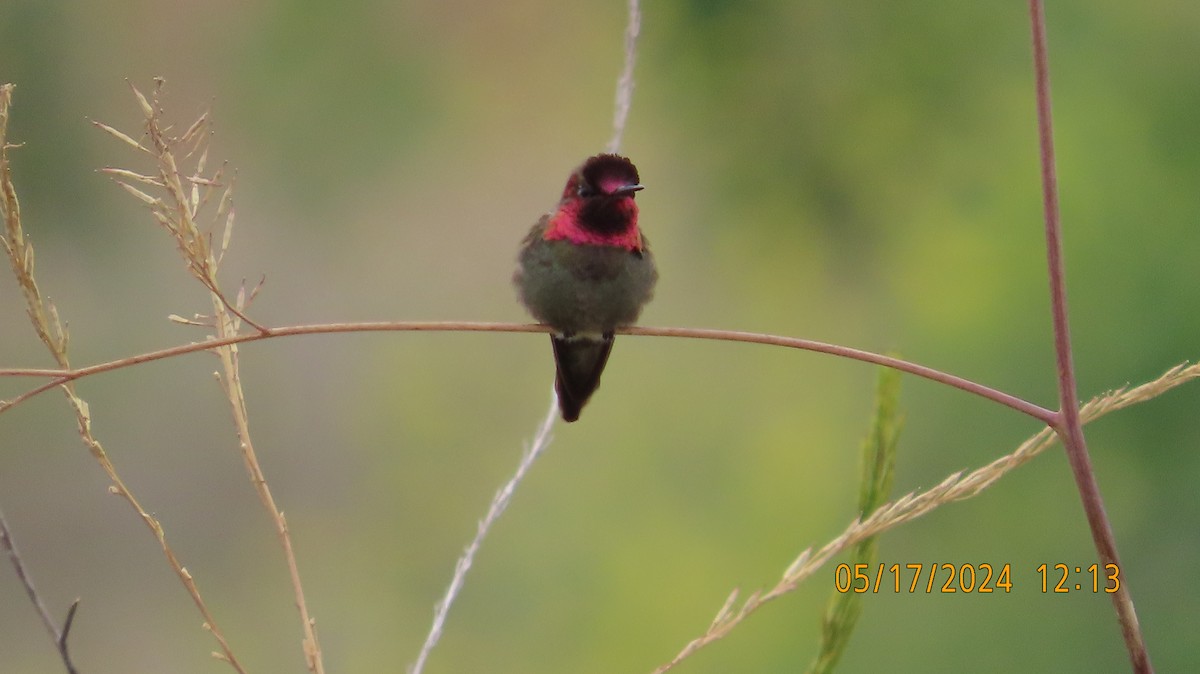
[117,181,161,207]
[129,82,154,119]
[91,120,151,154]
[101,166,163,187]
[180,112,209,149]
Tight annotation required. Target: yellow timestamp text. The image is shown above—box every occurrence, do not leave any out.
[832,562,1122,594]
[833,563,1013,594]
[1036,563,1120,593]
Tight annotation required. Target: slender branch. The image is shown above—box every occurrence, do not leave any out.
[1027,3,1151,671]
[0,508,81,674]
[0,321,1055,424]
[624,326,1055,423]
[1030,3,1073,418]
[606,0,641,154]
[409,393,559,674]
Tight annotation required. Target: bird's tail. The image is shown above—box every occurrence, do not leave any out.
[550,333,614,422]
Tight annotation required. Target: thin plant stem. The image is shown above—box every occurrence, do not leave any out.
[408,393,559,674]
[1027,2,1151,671]
[0,508,80,674]
[606,0,641,154]
[1,321,1055,424]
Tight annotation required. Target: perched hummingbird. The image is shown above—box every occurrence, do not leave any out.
[515,154,657,422]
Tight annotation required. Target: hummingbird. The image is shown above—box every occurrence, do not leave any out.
[515,154,657,422]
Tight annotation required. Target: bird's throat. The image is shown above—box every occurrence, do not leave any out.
[543,202,643,251]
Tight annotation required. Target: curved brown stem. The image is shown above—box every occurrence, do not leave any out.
[1,321,1055,423]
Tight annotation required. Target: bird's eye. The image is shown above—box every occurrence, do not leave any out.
[577,184,596,198]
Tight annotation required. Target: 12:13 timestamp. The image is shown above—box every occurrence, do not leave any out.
[1036,563,1120,593]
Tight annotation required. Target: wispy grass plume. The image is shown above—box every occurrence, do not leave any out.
[3,81,248,672]
[97,79,322,672]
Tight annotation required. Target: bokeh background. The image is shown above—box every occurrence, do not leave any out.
[2,1,1198,672]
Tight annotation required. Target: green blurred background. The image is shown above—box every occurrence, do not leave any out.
[2,1,1198,672]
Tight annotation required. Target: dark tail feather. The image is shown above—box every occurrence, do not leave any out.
[550,334,614,422]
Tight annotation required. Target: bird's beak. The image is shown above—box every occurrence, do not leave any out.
[613,183,644,196]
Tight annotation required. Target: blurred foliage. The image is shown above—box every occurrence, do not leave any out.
[810,366,902,674]
[1,1,1198,672]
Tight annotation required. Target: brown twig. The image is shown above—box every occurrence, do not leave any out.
[0,508,81,674]
[1027,2,1151,670]
[0,321,1056,424]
